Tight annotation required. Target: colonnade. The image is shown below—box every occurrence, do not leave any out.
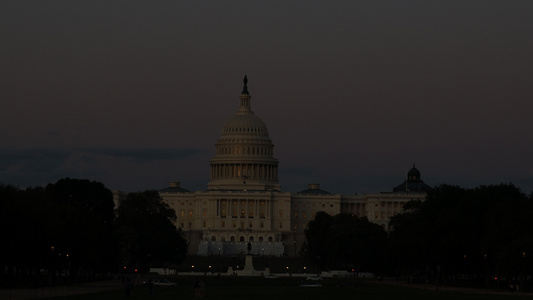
[341,202,367,217]
[210,163,278,181]
[216,199,271,219]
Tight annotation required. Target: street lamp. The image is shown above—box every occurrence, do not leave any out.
[483,254,488,290]
[522,251,526,290]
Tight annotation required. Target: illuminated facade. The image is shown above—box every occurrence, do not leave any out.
[158,77,431,256]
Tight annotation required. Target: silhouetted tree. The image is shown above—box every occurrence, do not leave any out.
[45,178,117,275]
[303,211,387,272]
[302,212,332,268]
[388,184,533,287]
[1,178,117,285]
[114,190,187,272]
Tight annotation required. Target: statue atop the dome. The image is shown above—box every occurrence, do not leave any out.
[241,75,249,95]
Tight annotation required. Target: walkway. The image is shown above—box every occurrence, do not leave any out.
[0,279,122,300]
[378,279,532,296]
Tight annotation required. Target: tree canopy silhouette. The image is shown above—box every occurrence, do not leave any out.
[302,211,387,272]
[388,183,533,285]
[114,190,187,271]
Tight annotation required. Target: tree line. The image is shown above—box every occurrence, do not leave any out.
[2,177,531,289]
[0,178,187,287]
[301,183,533,288]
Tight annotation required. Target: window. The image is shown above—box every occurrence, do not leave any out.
[202,221,206,228]
[188,210,193,217]
[240,236,245,242]
[203,208,207,217]
[221,221,225,228]
[211,236,216,241]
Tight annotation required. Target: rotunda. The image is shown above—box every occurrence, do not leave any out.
[207,76,280,191]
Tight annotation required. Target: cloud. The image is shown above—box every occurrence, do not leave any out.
[0,147,71,173]
[0,147,205,174]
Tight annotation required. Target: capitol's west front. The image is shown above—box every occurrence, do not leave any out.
[157,77,431,256]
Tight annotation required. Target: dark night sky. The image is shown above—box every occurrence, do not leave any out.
[1,1,532,195]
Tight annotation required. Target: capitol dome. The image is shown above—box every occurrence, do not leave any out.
[207,76,280,191]
[221,112,270,137]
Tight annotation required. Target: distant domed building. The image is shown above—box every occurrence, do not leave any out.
[155,77,430,256]
[393,164,433,192]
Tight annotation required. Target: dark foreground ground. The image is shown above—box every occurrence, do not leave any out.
[1,276,531,300]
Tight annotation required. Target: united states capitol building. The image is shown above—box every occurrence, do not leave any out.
[132,77,432,257]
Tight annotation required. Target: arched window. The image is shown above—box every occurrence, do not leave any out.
[211,236,216,241]
[268,236,273,242]
[230,236,235,242]
[259,236,264,241]
[249,236,254,242]
[240,236,245,242]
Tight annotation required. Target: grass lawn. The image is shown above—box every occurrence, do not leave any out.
[44,276,531,300]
